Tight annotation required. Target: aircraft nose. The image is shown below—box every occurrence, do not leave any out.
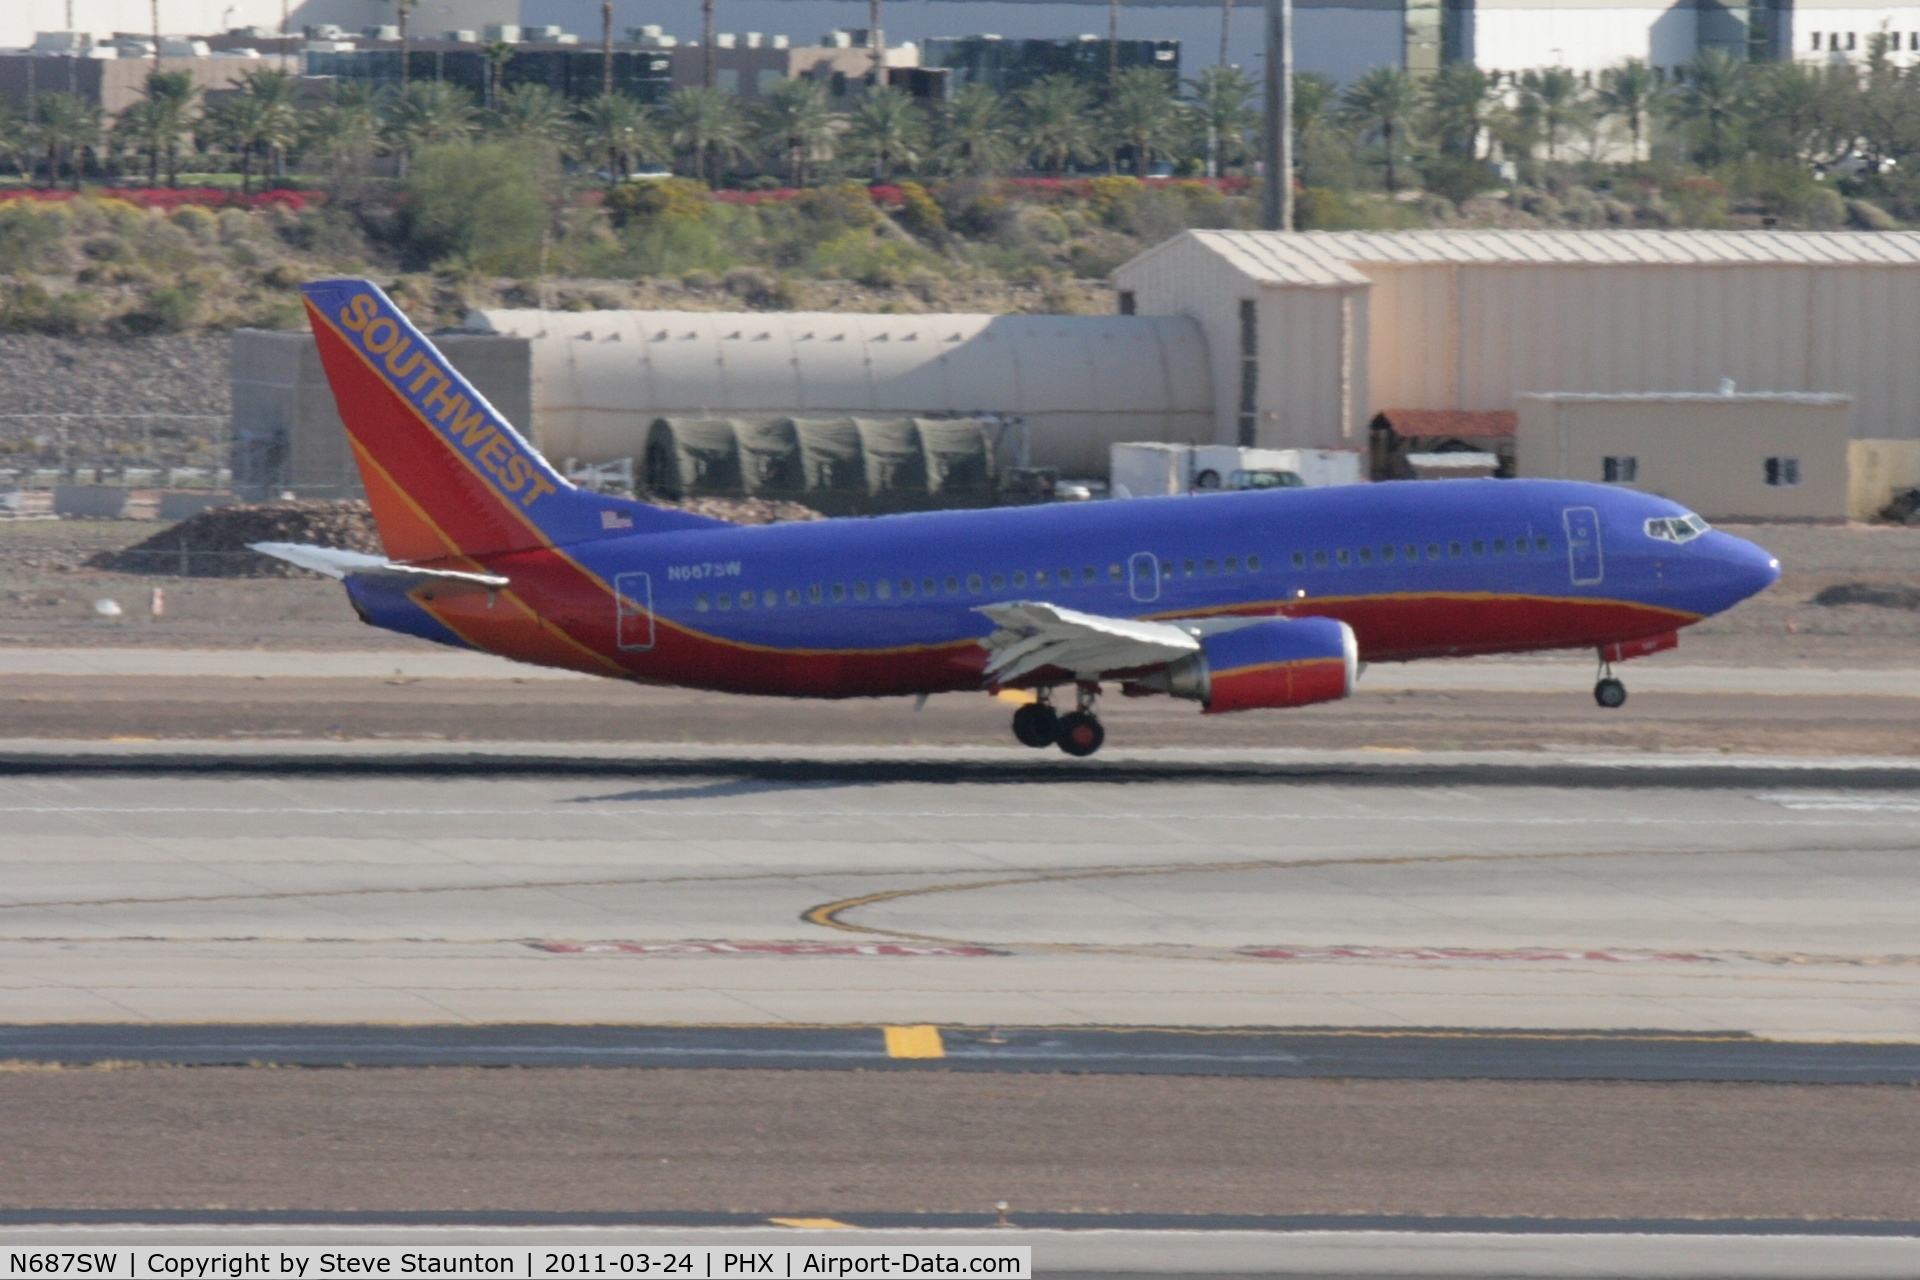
[1717,532,1781,602]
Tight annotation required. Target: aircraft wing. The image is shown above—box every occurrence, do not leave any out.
[973,601,1250,684]
[251,542,510,594]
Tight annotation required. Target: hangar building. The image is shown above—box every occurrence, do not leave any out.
[1113,229,1920,454]
[235,309,1211,497]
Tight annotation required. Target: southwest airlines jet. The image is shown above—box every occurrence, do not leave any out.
[259,279,1781,756]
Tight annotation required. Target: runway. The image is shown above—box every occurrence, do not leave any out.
[2,745,1917,1034]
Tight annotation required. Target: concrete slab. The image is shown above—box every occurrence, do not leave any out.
[0,758,1917,1033]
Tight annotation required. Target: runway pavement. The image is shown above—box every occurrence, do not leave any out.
[2,646,1915,696]
[2,745,1917,1034]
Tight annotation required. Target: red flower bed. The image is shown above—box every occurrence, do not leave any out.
[0,187,320,211]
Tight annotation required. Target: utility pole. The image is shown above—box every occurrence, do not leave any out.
[1260,0,1292,230]
[1108,0,1119,77]
[152,0,161,63]
[1219,0,1232,66]
[602,1,614,96]
[702,0,715,87]
[869,0,883,87]
[282,0,290,70]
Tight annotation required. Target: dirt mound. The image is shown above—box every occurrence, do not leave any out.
[89,495,825,576]
[89,499,382,577]
[651,496,827,525]
[1812,582,1920,610]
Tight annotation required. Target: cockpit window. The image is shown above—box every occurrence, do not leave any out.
[1646,514,1711,543]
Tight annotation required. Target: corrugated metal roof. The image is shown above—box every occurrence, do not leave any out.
[1165,229,1920,287]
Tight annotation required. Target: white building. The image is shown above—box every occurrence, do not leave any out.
[1113,228,1920,451]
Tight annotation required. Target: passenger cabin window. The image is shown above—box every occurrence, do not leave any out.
[1358,547,1373,565]
[1381,545,1395,562]
[945,576,959,594]
[990,573,1005,590]
[787,588,801,604]
[1336,550,1350,566]
[1535,536,1550,551]
[808,585,823,603]
[1766,457,1802,487]
[852,582,870,601]
[1247,555,1261,571]
[1292,552,1306,569]
[967,574,983,592]
[830,584,846,602]
[1225,557,1239,573]
[1427,544,1441,559]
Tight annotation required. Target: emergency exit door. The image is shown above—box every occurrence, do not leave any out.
[615,572,655,651]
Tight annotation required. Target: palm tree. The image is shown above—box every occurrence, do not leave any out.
[119,69,198,185]
[753,78,839,186]
[1596,60,1662,162]
[387,80,478,167]
[578,91,667,181]
[1516,67,1588,162]
[29,93,101,189]
[393,0,419,92]
[239,69,301,181]
[0,100,26,181]
[491,83,571,147]
[934,82,1016,176]
[663,86,747,182]
[1185,64,1258,176]
[480,39,515,111]
[1103,68,1182,175]
[1016,74,1098,175]
[1339,64,1421,191]
[304,80,384,178]
[1748,61,1854,167]
[1425,61,1494,158]
[1675,48,1749,166]
[844,86,929,180]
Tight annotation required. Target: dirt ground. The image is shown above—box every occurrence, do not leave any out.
[0,1068,1912,1220]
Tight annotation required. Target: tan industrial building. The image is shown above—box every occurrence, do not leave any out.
[1113,229,1920,452]
[1515,392,1854,521]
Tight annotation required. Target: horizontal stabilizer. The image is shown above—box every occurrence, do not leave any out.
[251,542,510,593]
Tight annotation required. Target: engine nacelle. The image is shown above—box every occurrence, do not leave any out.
[1131,617,1357,713]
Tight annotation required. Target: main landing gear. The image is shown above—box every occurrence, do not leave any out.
[1009,686,1105,756]
[1594,656,1628,709]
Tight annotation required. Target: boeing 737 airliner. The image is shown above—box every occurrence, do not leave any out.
[259,278,1781,756]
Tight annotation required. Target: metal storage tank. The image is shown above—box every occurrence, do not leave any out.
[468,309,1215,477]
[1114,230,1920,450]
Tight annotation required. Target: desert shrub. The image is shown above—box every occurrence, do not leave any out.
[805,229,939,287]
[0,278,99,334]
[169,206,219,242]
[121,283,201,335]
[400,143,549,274]
[1420,156,1498,207]
[895,181,945,236]
[0,203,72,274]
[603,177,711,228]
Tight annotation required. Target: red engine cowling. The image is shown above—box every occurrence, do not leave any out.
[1131,617,1357,713]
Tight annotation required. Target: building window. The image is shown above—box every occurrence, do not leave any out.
[1603,456,1639,483]
[1849,31,1858,50]
[1811,32,1821,49]
[1118,290,1136,315]
[1766,457,1802,487]
[1237,299,1258,448]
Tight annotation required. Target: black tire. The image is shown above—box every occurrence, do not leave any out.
[1594,677,1627,709]
[1056,711,1105,757]
[1011,701,1058,748]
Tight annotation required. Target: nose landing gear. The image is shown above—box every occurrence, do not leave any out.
[1006,685,1106,755]
[1594,655,1627,709]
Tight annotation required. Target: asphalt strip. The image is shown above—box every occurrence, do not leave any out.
[4,1024,1919,1081]
[1,741,1919,788]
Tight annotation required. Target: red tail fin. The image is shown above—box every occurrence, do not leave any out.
[302,278,717,562]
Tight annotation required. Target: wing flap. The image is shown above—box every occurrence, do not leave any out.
[975,601,1202,683]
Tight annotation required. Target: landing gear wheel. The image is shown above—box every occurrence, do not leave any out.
[1594,677,1627,709]
[1011,701,1058,748]
[1055,711,1105,757]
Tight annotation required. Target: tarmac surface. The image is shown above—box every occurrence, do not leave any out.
[2,743,1917,1034]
